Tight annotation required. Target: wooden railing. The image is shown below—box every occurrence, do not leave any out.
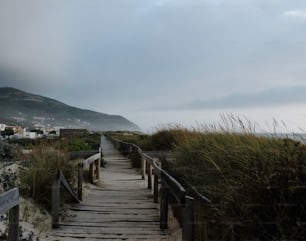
[52,151,101,228]
[106,135,210,241]
[0,188,19,241]
[83,153,101,184]
[69,150,99,160]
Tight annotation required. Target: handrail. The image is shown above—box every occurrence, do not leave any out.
[161,169,186,204]
[142,153,186,203]
[0,188,19,241]
[83,153,101,183]
[83,153,100,166]
[105,134,210,241]
[52,149,101,228]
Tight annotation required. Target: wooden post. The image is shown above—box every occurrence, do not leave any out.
[52,172,60,228]
[153,173,159,203]
[8,197,19,241]
[141,156,146,180]
[160,185,169,230]
[0,188,19,241]
[78,163,83,201]
[89,163,94,184]
[183,196,195,241]
[95,158,101,180]
[148,164,152,190]
[8,204,19,241]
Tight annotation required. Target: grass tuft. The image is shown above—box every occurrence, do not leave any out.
[19,143,77,210]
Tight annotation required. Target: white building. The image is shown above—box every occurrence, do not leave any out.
[23,129,37,139]
[0,124,6,131]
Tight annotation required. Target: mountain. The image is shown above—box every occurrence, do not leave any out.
[0,87,140,131]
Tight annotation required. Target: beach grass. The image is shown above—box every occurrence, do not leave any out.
[109,117,306,240]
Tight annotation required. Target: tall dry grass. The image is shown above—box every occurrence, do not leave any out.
[109,116,306,240]
[168,117,306,240]
[19,143,76,209]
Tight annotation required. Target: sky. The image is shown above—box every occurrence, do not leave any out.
[0,0,306,132]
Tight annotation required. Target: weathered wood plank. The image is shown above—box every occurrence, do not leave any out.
[52,239,166,241]
[69,209,157,214]
[0,188,19,213]
[71,203,157,208]
[59,220,161,226]
[53,227,166,234]
[51,232,168,238]
[51,235,168,241]
[62,217,161,223]
[60,222,161,228]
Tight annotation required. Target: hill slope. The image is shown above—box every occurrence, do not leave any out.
[0,87,140,131]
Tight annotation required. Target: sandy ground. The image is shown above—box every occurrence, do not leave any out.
[1,197,52,240]
[0,162,52,240]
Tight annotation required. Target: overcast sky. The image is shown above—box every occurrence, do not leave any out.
[0,0,306,132]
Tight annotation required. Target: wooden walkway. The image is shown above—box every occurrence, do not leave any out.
[49,136,169,241]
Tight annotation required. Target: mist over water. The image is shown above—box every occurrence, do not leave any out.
[126,105,306,134]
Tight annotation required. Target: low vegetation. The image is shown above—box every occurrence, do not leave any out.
[2,133,101,207]
[173,131,306,240]
[19,143,75,209]
[0,141,20,164]
[10,132,101,151]
[109,118,306,240]
[0,133,101,240]
[106,131,152,150]
[0,141,20,191]
[107,128,195,151]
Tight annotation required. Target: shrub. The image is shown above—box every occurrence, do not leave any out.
[106,127,200,151]
[0,168,18,191]
[150,126,195,150]
[59,133,101,151]
[1,128,14,137]
[19,143,76,209]
[0,141,20,192]
[0,141,20,164]
[106,131,152,150]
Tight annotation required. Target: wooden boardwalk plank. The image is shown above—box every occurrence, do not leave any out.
[49,135,169,241]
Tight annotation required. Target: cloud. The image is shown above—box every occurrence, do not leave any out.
[0,1,75,90]
[157,86,306,110]
[1,0,306,118]
[284,10,306,19]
